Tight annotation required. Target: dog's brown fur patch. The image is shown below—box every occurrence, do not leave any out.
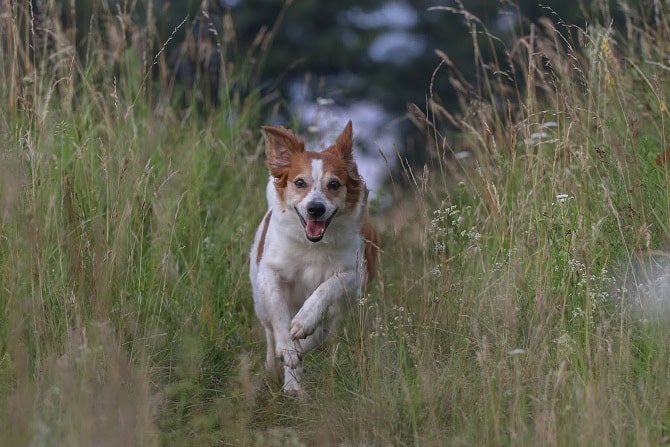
[256,210,273,264]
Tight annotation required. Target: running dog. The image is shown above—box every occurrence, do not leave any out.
[249,120,378,394]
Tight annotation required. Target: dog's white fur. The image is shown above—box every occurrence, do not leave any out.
[249,122,374,394]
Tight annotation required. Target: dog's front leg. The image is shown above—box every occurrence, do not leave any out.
[258,271,303,369]
[264,282,305,395]
[290,270,362,341]
[265,287,305,395]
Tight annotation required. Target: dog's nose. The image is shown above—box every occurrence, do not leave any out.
[306,201,326,218]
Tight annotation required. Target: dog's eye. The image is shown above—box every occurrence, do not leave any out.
[327,180,341,191]
[294,178,306,188]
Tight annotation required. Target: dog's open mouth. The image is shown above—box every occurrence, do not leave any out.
[295,207,337,242]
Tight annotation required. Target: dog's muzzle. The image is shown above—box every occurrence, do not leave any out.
[295,206,337,242]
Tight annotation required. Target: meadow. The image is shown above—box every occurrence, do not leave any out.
[2,2,670,446]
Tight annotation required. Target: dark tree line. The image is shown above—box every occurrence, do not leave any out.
[36,0,627,120]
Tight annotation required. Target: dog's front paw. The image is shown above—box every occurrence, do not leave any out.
[276,343,303,369]
[290,308,319,340]
[283,380,308,399]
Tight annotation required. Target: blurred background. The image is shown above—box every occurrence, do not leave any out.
[32,0,622,193]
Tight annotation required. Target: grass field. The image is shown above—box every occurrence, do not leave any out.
[3,2,670,446]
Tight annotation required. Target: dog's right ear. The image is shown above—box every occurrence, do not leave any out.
[262,126,305,186]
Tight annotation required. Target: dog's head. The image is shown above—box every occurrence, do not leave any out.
[262,120,363,243]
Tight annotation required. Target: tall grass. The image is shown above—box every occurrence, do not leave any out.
[399,2,670,444]
[2,1,670,446]
[0,2,266,445]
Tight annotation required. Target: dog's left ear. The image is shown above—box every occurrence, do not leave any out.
[333,120,353,162]
[327,120,361,186]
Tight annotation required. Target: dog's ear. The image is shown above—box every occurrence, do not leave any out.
[262,126,305,185]
[327,121,362,203]
[332,120,353,162]
[326,120,357,173]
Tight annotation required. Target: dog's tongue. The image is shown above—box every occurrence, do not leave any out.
[306,220,326,239]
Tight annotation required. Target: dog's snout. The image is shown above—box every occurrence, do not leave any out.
[306,201,326,218]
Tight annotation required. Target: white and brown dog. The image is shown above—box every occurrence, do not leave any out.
[249,120,378,394]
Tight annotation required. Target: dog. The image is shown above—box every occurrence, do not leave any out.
[249,120,378,395]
